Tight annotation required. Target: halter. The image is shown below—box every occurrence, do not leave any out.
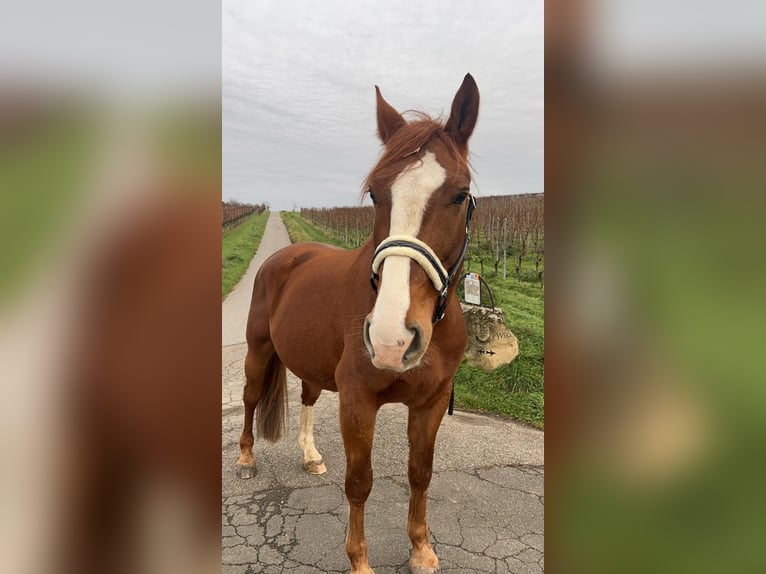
[370,194,476,324]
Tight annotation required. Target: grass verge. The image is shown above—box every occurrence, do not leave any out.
[281,211,344,245]
[1,114,95,304]
[278,211,544,428]
[222,210,270,300]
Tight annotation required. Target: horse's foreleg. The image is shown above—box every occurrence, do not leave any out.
[236,347,270,479]
[339,393,378,574]
[406,392,450,574]
[298,381,326,474]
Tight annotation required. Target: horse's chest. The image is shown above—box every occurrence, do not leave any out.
[373,375,444,405]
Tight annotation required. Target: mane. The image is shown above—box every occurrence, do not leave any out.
[361,113,470,198]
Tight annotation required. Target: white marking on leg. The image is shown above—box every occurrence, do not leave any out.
[369,152,446,351]
[298,405,326,474]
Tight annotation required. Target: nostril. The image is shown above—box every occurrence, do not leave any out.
[364,319,375,358]
[403,325,423,362]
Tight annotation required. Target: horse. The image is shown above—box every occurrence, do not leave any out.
[237,73,480,574]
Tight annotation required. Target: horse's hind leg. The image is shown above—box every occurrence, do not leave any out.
[236,342,272,479]
[298,381,326,475]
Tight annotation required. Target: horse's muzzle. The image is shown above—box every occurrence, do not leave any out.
[364,318,424,372]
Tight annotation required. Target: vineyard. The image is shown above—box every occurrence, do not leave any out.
[222,201,268,231]
[467,193,544,285]
[301,193,544,286]
[300,205,374,248]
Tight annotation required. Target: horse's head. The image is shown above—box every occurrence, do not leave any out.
[362,74,479,372]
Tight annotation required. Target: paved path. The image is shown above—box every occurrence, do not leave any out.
[222,213,544,573]
[222,212,291,346]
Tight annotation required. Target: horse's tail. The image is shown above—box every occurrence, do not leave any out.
[255,353,287,442]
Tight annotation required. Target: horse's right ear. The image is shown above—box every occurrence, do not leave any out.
[375,86,406,144]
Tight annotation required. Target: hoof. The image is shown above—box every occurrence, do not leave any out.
[236,462,256,479]
[303,459,327,475]
[409,559,439,574]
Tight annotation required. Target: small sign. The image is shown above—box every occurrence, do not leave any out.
[464,273,481,305]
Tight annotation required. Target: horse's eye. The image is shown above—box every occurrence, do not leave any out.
[453,191,469,205]
[368,188,377,205]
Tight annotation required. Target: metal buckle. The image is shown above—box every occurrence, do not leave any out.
[433,288,449,324]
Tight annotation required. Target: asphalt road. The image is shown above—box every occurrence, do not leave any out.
[222,212,544,573]
[222,211,292,347]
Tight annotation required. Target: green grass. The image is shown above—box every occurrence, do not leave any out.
[222,210,270,300]
[0,112,96,305]
[279,211,545,428]
[281,210,346,245]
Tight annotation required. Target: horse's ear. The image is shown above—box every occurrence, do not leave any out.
[375,85,406,144]
[446,73,480,148]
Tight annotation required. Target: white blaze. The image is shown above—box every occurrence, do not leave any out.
[369,152,446,346]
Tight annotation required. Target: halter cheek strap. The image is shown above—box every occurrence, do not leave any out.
[370,194,476,324]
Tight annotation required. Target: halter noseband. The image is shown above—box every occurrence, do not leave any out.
[370,194,476,324]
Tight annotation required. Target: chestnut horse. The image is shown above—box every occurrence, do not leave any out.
[237,74,479,574]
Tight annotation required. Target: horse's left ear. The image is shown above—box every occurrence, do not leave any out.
[446,73,480,148]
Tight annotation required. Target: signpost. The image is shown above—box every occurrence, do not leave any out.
[464,273,481,305]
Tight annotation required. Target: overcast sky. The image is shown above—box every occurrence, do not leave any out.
[223,0,543,211]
